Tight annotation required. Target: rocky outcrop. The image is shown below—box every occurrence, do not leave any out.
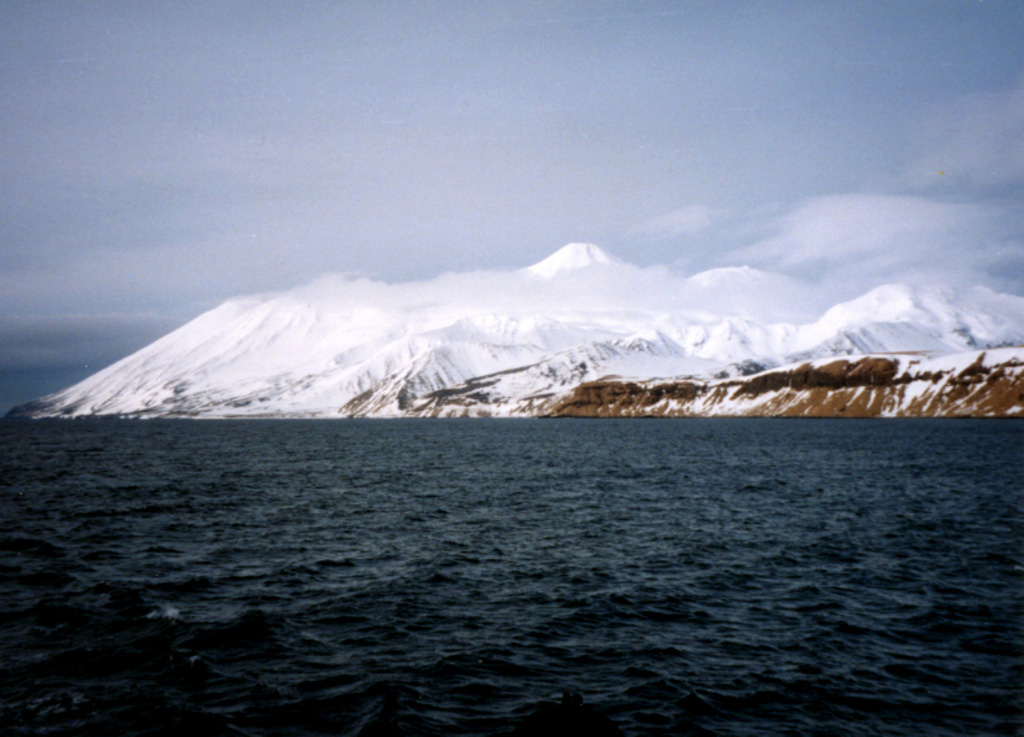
[540,381,706,418]
[545,349,1024,418]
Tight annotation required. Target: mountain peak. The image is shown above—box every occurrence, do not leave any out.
[526,243,621,278]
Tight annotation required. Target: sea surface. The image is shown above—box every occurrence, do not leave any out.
[0,418,1021,736]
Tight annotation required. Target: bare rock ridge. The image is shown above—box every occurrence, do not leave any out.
[542,349,1024,418]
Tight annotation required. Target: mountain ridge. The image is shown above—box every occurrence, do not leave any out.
[8,244,1024,419]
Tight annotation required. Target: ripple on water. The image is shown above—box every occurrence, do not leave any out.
[0,418,1021,737]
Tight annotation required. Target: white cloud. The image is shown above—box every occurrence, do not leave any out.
[725,193,1023,295]
[283,244,825,328]
[636,204,724,240]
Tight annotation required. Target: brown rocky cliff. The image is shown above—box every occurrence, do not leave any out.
[731,357,901,396]
[546,353,1024,418]
[548,381,705,418]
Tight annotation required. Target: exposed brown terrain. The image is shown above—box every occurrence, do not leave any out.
[545,352,1024,418]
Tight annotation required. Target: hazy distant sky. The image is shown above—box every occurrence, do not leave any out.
[2,1,1023,411]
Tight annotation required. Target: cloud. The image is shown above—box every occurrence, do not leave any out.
[726,193,1024,296]
[636,204,724,240]
[282,243,825,330]
[907,75,1024,190]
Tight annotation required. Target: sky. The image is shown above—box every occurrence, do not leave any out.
[2,0,1023,412]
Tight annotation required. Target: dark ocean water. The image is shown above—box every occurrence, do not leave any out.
[1,418,1021,737]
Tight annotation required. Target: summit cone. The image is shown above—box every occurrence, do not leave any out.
[526,243,623,278]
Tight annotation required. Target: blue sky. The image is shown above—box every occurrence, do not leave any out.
[2,1,1023,412]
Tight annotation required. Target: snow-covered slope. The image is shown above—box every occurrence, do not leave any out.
[9,244,1024,418]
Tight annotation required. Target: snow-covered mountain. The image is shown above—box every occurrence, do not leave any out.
[9,244,1024,418]
[526,241,623,278]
